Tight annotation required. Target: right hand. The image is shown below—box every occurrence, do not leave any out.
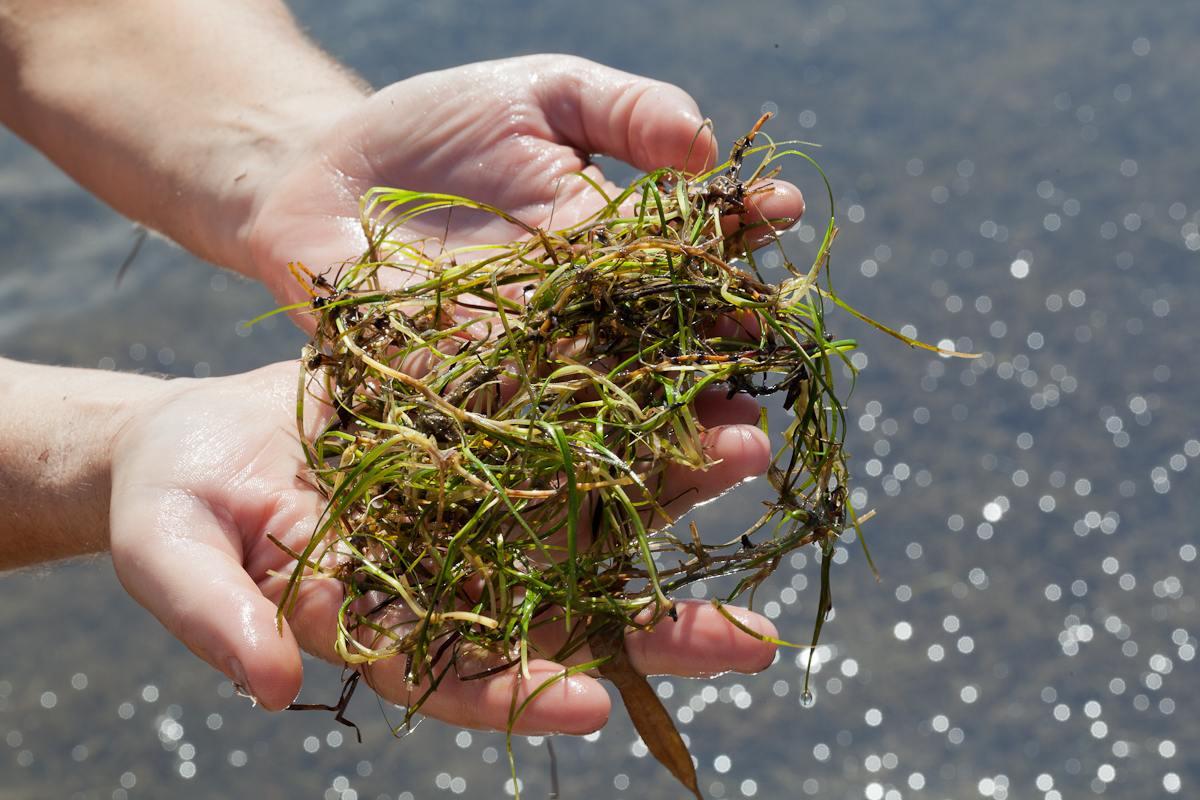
[108,361,778,732]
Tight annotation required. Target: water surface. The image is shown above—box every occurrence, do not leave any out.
[2,2,1197,798]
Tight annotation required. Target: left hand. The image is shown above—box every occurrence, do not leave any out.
[246,55,805,320]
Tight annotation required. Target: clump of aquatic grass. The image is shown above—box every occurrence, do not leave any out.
[277,116,875,798]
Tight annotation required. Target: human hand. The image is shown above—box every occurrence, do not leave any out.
[247,55,805,317]
[238,57,792,728]
[108,362,778,731]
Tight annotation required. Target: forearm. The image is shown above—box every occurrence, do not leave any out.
[0,0,366,278]
[0,358,166,568]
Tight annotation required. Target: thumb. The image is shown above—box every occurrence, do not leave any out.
[532,55,718,176]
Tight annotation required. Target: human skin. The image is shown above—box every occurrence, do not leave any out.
[0,357,777,731]
[0,1,803,316]
[0,0,803,731]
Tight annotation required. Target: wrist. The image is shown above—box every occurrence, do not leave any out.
[0,359,179,567]
[198,88,368,280]
[0,0,368,279]
[232,92,366,280]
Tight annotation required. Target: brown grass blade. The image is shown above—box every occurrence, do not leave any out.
[592,624,703,800]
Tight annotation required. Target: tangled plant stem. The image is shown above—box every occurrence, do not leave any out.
[277,116,881,797]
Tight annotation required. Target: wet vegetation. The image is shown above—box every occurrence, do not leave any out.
[3,3,1198,799]
[280,119,881,796]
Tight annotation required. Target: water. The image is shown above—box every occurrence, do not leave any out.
[2,1,1197,798]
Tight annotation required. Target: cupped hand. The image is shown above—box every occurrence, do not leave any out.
[108,362,777,731]
[247,55,804,318]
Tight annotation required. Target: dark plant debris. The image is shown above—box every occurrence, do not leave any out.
[276,116,913,798]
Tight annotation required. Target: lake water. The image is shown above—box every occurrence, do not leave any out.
[1,2,1197,798]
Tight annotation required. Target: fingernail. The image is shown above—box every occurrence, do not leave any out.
[226,657,259,707]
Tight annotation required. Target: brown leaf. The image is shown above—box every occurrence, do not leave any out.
[591,623,703,800]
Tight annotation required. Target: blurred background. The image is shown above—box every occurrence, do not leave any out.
[1,2,1197,799]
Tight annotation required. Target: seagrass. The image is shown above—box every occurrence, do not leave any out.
[276,118,868,797]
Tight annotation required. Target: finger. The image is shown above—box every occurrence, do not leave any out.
[534,56,717,176]
[660,423,772,519]
[533,58,805,228]
[110,489,304,712]
[624,600,778,677]
[268,517,615,735]
[693,386,763,428]
[275,559,615,734]
[358,654,612,735]
[721,179,806,249]
[532,600,778,679]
